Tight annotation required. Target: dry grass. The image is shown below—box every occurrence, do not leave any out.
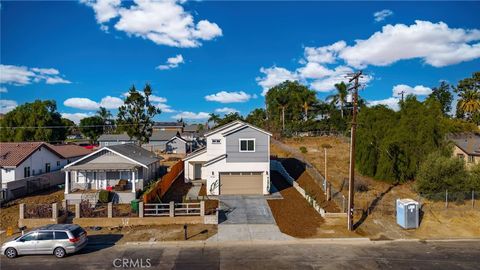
[273,137,480,239]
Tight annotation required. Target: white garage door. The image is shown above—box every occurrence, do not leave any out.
[219,172,263,195]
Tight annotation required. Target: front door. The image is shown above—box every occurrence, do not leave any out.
[194,164,202,180]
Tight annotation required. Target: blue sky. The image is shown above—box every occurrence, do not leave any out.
[1,1,479,123]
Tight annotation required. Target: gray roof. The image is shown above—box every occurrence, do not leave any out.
[154,121,183,127]
[184,124,200,132]
[64,163,139,171]
[98,133,134,141]
[150,130,179,141]
[107,143,161,165]
[450,133,480,156]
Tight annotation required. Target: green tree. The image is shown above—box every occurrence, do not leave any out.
[245,108,266,128]
[97,107,115,133]
[217,112,243,126]
[327,82,349,119]
[468,163,480,191]
[415,152,469,199]
[117,84,161,144]
[455,72,480,123]
[0,100,68,142]
[208,113,221,127]
[427,81,453,116]
[79,116,104,143]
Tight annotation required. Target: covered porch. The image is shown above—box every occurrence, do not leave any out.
[64,163,144,197]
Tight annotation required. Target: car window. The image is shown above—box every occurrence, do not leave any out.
[71,227,86,238]
[55,231,69,240]
[20,233,37,241]
[37,231,54,241]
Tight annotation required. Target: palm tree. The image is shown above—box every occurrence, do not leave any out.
[276,95,288,131]
[97,107,113,133]
[327,82,349,118]
[299,90,317,121]
[208,113,221,127]
[458,90,480,119]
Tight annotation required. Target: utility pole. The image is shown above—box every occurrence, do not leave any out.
[347,70,362,231]
[399,90,406,102]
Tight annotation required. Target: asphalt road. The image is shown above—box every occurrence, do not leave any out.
[1,240,479,270]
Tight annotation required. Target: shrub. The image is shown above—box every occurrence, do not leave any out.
[467,163,480,190]
[354,179,369,192]
[299,146,307,154]
[98,190,111,203]
[415,152,469,199]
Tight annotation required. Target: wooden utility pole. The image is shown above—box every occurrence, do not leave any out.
[322,144,332,201]
[347,70,362,231]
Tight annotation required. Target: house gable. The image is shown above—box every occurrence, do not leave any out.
[225,126,269,163]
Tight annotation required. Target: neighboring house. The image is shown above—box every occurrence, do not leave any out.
[63,143,161,204]
[183,120,271,196]
[0,142,91,201]
[153,121,184,132]
[450,133,480,166]
[98,131,188,154]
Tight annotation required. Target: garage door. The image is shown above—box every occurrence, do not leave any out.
[219,172,263,195]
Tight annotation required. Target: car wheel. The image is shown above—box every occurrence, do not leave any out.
[5,247,17,259]
[54,247,66,258]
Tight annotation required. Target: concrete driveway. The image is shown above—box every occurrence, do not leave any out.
[208,195,293,242]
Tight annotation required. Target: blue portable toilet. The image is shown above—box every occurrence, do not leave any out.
[396,199,420,229]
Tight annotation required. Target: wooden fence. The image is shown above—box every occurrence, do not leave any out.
[143,160,184,203]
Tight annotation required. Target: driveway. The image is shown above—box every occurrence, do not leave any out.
[218,195,276,224]
[208,195,293,242]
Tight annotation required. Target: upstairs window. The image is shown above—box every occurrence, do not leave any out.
[24,167,31,178]
[211,139,221,144]
[239,139,255,152]
[45,163,51,173]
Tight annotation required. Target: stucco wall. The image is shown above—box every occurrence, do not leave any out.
[453,145,480,166]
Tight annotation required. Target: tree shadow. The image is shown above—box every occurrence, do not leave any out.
[353,184,397,230]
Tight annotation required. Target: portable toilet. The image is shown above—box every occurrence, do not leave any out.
[396,199,420,229]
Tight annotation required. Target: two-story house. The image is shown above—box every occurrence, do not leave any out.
[183,120,271,196]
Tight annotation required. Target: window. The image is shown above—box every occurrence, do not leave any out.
[45,163,51,173]
[468,155,475,163]
[24,167,31,178]
[55,231,69,240]
[212,139,221,144]
[37,231,54,241]
[20,232,37,242]
[57,161,61,167]
[239,139,255,152]
[457,154,465,160]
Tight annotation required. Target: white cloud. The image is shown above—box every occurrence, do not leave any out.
[215,107,239,114]
[0,64,71,85]
[205,91,253,103]
[339,20,480,68]
[156,54,184,70]
[0,87,7,93]
[156,103,175,113]
[392,84,432,97]
[0,99,17,113]
[83,0,222,48]
[100,96,124,109]
[64,96,123,110]
[172,111,209,120]
[373,9,393,22]
[61,112,92,124]
[368,97,400,111]
[304,41,346,64]
[64,98,99,110]
[256,67,299,95]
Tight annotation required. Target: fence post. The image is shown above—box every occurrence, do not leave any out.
[200,201,205,216]
[75,203,80,219]
[52,202,58,219]
[108,202,113,218]
[445,190,448,209]
[139,202,144,218]
[19,203,25,220]
[169,201,174,217]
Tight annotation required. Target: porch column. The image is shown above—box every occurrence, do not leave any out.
[64,171,69,194]
[132,170,136,192]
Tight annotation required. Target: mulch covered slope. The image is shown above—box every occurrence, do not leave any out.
[267,171,325,238]
[281,158,340,213]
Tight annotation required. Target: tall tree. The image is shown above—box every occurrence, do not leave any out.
[245,108,266,128]
[216,112,243,126]
[276,95,288,131]
[96,107,114,133]
[299,90,317,121]
[117,84,161,145]
[79,116,104,144]
[427,81,453,116]
[208,113,221,127]
[0,100,69,142]
[455,72,480,123]
[327,82,349,118]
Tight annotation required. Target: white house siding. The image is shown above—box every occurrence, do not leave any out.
[9,146,63,183]
[1,168,16,184]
